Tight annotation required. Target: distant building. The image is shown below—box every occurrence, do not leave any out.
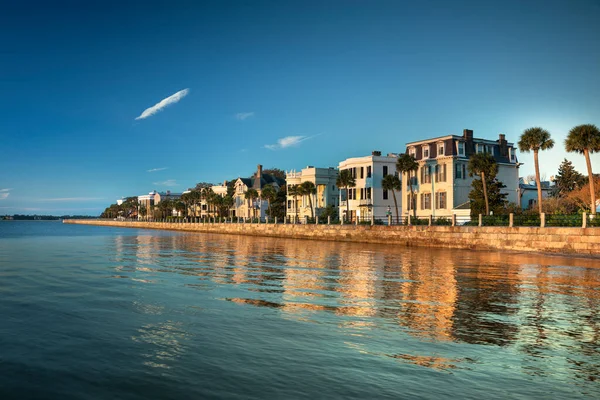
[519,178,552,210]
[403,129,520,218]
[233,165,285,219]
[137,190,182,219]
[338,151,400,222]
[286,166,338,221]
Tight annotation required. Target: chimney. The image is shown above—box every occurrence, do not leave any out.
[463,129,473,140]
[256,164,263,180]
[498,133,508,157]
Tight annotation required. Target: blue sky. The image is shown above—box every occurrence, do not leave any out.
[1,0,599,215]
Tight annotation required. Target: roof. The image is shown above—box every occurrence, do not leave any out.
[238,174,285,190]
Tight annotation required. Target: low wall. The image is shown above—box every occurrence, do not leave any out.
[63,220,600,257]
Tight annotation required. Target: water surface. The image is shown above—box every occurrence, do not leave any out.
[1,221,599,399]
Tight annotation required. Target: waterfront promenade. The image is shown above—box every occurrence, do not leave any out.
[64,219,600,257]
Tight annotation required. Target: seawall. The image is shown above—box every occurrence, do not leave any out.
[63,219,600,257]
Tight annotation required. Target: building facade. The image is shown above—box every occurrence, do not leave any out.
[233,165,285,219]
[519,178,551,210]
[137,190,182,219]
[285,166,339,221]
[403,129,519,218]
[337,151,401,222]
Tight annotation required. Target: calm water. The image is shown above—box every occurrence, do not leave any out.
[1,221,600,399]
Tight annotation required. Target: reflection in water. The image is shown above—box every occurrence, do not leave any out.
[110,231,600,386]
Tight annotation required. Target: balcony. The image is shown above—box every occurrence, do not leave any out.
[359,199,373,207]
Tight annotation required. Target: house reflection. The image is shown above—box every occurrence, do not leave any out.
[123,231,600,362]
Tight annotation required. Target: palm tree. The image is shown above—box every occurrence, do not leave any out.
[336,170,356,223]
[468,153,497,216]
[518,127,554,214]
[396,153,419,218]
[222,195,234,218]
[382,174,401,223]
[300,181,317,219]
[287,184,301,222]
[566,124,600,214]
[261,185,277,217]
[245,188,259,219]
[139,204,147,220]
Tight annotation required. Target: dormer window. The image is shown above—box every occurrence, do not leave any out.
[509,147,516,162]
[438,143,444,156]
[457,141,465,156]
[409,147,416,158]
[423,146,430,159]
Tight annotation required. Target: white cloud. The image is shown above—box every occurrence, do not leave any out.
[147,167,168,173]
[135,89,190,120]
[0,188,12,200]
[264,135,319,150]
[38,197,104,202]
[235,112,255,121]
[153,179,178,187]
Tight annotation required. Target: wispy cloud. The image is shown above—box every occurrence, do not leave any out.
[235,112,255,121]
[0,188,12,200]
[135,89,190,120]
[147,167,168,173]
[38,197,104,202]
[264,135,319,150]
[153,179,178,187]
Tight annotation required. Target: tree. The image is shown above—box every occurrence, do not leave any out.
[336,169,356,222]
[397,153,419,218]
[554,159,585,197]
[221,195,234,218]
[518,127,555,214]
[174,201,186,217]
[287,184,301,222]
[262,168,285,180]
[300,181,317,219]
[244,188,259,219]
[565,176,600,212]
[468,153,498,215]
[260,185,278,217]
[194,182,213,191]
[382,174,401,223]
[469,176,508,217]
[565,124,600,214]
[139,204,147,220]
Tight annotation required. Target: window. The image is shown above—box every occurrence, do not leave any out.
[409,148,416,158]
[423,146,430,159]
[509,148,516,162]
[458,142,465,156]
[287,200,292,209]
[360,167,364,179]
[423,165,431,183]
[435,164,446,182]
[383,189,388,200]
[436,192,447,209]
[367,187,372,199]
[348,189,353,200]
[455,163,463,179]
[367,166,372,178]
[438,143,444,156]
[383,165,388,176]
[420,193,431,210]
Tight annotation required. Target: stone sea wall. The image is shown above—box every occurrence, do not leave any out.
[63,219,600,257]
